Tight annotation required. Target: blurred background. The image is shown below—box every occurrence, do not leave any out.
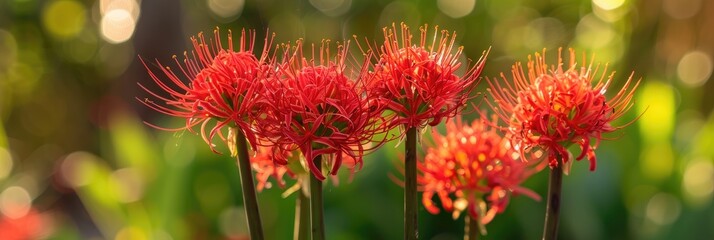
[1,0,713,239]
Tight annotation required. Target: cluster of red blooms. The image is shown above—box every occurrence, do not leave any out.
[419,117,540,225]
[140,25,639,227]
[140,24,489,182]
[140,28,387,184]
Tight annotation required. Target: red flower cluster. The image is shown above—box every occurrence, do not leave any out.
[487,48,640,171]
[359,23,488,131]
[141,27,387,182]
[139,28,274,153]
[254,40,386,180]
[419,117,539,225]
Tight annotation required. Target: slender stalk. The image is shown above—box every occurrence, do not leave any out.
[310,154,325,240]
[294,184,311,240]
[235,129,265,240]
[464,216,479,240]
[542,161,563,240]
[405,127,418,240]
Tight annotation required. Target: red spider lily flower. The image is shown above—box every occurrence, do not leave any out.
[251,144,359,195]
[419,117,540,226]
[356,23,489,132]
[255,40,386,181]
[487,48,640,171]
[251,144,296,191]
[138,28,275,153]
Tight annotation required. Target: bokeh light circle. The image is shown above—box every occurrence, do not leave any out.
[309,0,351,17]
[645,193,681,225]
[0,186,32,219]
[437,0,476,18]
[677,51,713,88]
[683,160,714,203]
[592,0,625,11]
[110,168,145,203]
[219,207,248,238]
[207,0,244,20]
[42,0,87,40]
[100,9,136,44]
[663,0,701,19]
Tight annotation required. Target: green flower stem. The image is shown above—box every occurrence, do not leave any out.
[465,216,479,240]
[405,127,418,240]
[542,159,563,240]
[235,129,265,240]
[294,182,311,240]
[310,154,325,240]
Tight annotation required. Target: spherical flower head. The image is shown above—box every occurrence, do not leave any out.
[256,40,384,181]
[139,28,275,153]
[359,23,488,131]
[419,117,540,226]
[487,48,640,171]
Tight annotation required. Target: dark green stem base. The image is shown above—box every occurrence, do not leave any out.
[310,154,325,240]
[542,163,563,240]
[236,129,265,240]
[405,127,418,240]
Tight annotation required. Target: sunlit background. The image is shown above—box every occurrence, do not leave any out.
[1,0,713,239]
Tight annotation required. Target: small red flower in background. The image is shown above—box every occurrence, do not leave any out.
[419,117,539,226]
[255,40,385,181]
[487,48,640,171]
[358,23,488,131]
[0,208,51,240]
[251,144,295,192]
[251,144,359,193]
[139,28,274,153]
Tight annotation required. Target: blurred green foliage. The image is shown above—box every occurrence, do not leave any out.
[1,0,714,239]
